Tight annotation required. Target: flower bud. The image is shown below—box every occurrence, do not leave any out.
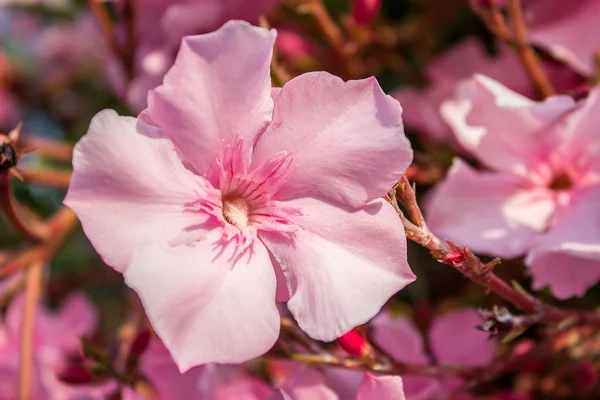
[351,0,381,26]
[58,366,93,385]
[129,329,151,357]
[336,330,370,357]
[444,251,465,265]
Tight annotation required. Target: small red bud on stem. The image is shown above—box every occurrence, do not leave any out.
[336,330,371,357]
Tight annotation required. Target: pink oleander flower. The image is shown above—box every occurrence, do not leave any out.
[394,38,581,143]
[525,0,600,77]
[65,20,416,370]
[371,308,495,399]
[430,75,600,298]
[270,368,406,400]
[0,293,107,400]
[118,0,279,111]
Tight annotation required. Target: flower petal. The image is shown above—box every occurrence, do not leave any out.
[426,159,555,258]
[444,75,576,178]
[124,232,280,371]
[279,368,338,400]
[146,20,276,174]
[429,309,495,366]
[260,197,415,341]
[527,0,600,76]
[252,72,412,208]
[357,374,406,400]
[64,109,199,272]
[526,187,600,298]
[371,311,429,364]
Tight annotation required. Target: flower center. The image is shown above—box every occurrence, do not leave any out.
[222,196,250,228]
[548,171,573,191]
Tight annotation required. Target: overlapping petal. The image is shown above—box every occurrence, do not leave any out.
[146,20,276,174]
[124,231,280,371]
[64,110,199,272]
[252,72,412,208]
[260,198,415,341]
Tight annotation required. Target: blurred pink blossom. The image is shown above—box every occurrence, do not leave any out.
[394,38,581,143]
[65,21,415,370]
[430,75,600,298]
[372,309,495,400]
[270,367,406,400]
[119,0,279,111]
[525,0,600,77]
[0,294,110,400]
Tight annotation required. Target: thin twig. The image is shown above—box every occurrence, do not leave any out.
[17,261,44,400]
[0,174,49,242]
[20,167,71,189]
[21,137,73,162]
[475,0,555,98]
[394,176,600,326]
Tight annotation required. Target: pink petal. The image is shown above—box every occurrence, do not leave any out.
[528,252,600,299]
[146,20,275,175]
[429,309,495,366]
[447,75,576,178]
[371,311,429,365]
[268,389,293,400]
[527,0,600,76]
[279,368,338,400]
[260,198,415,341]
[253,72,412,208]
[526,187,600,298]
[64,109,199,272]
[426,159,555,258]
[123,231,280,371]
[357,374,406,400]
[393,86,452,141]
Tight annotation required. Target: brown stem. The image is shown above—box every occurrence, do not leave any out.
[0,174,49,242]
[20,167,71,189]
[394,176,600,325]
[0,208,78,279]
[22,137,73,162]
[476,1,555,98]
[17,261,44,400]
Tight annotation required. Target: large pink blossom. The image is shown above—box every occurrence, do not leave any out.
[371,308,495,399]
[525,0,600,77]
[65,20,416,370]
[429,75,600,298]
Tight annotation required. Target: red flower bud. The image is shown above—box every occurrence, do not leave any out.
[445,251,465,265]
[58,366,93,385]
[336,330,370,357]
[129,329,151,357]
[352,0,381,26]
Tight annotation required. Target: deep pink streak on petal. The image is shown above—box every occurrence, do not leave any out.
[371,311,429,365]
[356,374,406,400]
[429,309,495,367]
[123,230,280,371]
[260,198,415,341]
[252,71,412,208]
[268,389,293,400]
[146,20,275,175]
[426,159,555,259]
[64,109,200,272]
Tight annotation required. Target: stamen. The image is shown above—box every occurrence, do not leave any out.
[222,197,250,228]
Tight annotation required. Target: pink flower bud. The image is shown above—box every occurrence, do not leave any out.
[337,330,370,357]
[275,28,319,64]
[445,251,465,265]
[352,0,381,26]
